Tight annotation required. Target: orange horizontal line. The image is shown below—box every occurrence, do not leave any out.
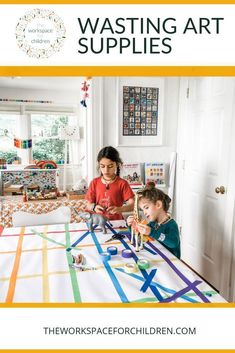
[1,66,235,76]
[0,1,234,4]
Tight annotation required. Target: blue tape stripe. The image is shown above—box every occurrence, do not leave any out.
[70,224,98,249]
[122,228,210,303]
[106,223,163,301]
[143,244,159,255]
[115,268,199,303]
[146,241,211,303]
[106,224,156,255]
[90,231,129,303]
[140,269,157,293]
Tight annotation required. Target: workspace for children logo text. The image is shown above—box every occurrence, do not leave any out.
[15,8,66,59]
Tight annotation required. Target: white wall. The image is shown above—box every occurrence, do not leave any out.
[93,76,180,200]
[103,77,179,164]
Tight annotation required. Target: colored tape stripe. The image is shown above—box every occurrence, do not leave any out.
[70,225,98,249]
[146,241,210,303]
[65,223,82,303]
[143,244,160,255]
[140,269,157,293]
[90,230,129,303]
[106,224,163,301]
[31,229,69,249]
[2,226,124,238]
[124,229,210,303]
[161,280,203,303]
[5,227,25,303]
[115,268,199,303]
[42,225,50,302]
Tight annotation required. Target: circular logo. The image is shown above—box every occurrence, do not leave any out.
[15,8,66,59]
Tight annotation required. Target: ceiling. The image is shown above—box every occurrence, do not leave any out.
[0,77,84,92]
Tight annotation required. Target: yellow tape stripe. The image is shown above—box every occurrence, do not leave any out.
[0,240,130,255]
[42,226,50,303]
[1,270,76,282]
[5,227,25,303]
[0,257,177,282]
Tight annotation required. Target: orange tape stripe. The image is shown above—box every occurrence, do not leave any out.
[5,227,25,303]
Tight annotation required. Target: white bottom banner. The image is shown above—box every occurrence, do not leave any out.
[0,307,234,349]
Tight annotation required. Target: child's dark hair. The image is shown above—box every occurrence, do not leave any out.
[138,181,171,212]
[97,146,123,176]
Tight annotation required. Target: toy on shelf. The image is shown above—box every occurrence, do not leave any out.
[26,189,58,201]
[36,160,57,169]
[0,158,7,169]
[10,156,21,165]
[14,138,32,149]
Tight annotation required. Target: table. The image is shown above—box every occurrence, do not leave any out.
[0,196,87,227]
[0,221,226,303]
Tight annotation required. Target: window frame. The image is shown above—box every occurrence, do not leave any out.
[0,105,79,167]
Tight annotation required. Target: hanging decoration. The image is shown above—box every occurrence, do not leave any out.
[14,138,32,149]
[80,77,91,108]
[59,125,80,140]
[0,128,10,137]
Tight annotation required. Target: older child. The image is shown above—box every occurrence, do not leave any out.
[86,146,134,220]
[127,183,180,258]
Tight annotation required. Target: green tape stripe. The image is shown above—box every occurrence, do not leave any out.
[131,290,218,303]
[31,230,81,251]
[31,230,69,249]
[65,223,82,303]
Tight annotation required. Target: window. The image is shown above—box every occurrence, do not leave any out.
[0,114,18,162]
[0,111,78,165]
[31,114,69,163]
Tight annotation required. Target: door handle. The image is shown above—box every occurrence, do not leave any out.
[215,186,225,194]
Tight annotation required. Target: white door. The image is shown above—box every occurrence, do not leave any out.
[179,77,234,292]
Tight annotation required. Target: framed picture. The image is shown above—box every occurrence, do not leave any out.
[116,77,164,147]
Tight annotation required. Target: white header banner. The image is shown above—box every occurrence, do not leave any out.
[0,307,234,349]
[0,4,235,66]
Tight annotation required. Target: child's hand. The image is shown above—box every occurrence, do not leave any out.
[126,215,134,227]
[137,223,151,236]
[106,206,119,214]
[95,204,105,214]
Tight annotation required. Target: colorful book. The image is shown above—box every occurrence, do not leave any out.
[121,163,143,187]
[145,163,166,187]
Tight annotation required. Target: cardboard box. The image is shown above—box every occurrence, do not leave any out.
[66,193,85,200]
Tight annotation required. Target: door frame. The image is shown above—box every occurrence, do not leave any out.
[176,77,235,301]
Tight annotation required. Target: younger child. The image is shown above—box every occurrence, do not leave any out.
[127,183,180,258]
